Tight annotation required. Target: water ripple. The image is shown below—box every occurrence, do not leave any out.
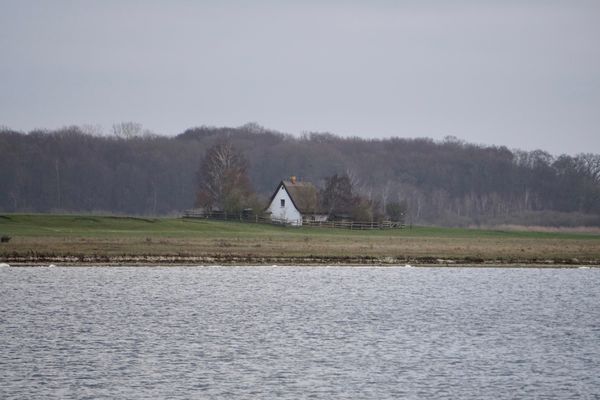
[1,266,599,399]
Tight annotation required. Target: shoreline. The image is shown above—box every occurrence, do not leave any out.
[3,254,599,268]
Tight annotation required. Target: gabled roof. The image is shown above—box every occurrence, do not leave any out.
[268,180,324,214]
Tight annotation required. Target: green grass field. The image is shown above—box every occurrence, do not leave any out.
[1,214,600,265]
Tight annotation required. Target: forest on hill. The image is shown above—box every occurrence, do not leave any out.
[1,123,600,227]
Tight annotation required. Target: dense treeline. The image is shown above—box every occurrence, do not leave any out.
[1,123,599,226]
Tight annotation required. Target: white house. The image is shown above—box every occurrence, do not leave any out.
[266,177,328,226]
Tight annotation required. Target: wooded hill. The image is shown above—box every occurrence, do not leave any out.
[1,123,599,227]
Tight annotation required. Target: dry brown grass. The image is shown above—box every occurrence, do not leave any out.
[475,224,600,235]
[3,233,600,265]
[2,215,599,265]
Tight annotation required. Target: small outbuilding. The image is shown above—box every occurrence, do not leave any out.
[265,176,328,226]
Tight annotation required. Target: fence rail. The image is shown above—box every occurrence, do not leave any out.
[302,219,404,230]
[183,210,404,230]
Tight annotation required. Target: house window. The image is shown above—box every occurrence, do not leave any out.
[280,199,285,207]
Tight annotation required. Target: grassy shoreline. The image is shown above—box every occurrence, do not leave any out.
[1,214,600,266]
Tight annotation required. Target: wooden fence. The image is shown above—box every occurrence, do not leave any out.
[183,210,268,223]
[302,219,404,230]
[183,210,404,230]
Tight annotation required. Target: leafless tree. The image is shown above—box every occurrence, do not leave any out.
[196,142,252,212]
[577,153,600,182]
[112,122,143,139]
[2,125,600,225]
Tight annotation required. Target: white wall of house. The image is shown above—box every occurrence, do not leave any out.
[266,184,302,226]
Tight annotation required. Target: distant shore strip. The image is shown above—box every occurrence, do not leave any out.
[3,254,599,267]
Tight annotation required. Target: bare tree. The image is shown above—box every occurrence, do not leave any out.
[345,168,361,190]
[577,153,600,182]
[112,122,143,139]
[196,142,252,213]
[79,124,105,137]
[320,174,356,217]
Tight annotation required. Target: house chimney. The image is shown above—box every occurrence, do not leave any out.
[290,176,297,184]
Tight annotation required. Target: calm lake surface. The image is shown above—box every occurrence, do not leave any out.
[1,266,599,399]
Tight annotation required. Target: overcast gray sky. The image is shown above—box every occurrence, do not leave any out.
[1,0,599,154]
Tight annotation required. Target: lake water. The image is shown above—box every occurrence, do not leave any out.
[1,266,599,399]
